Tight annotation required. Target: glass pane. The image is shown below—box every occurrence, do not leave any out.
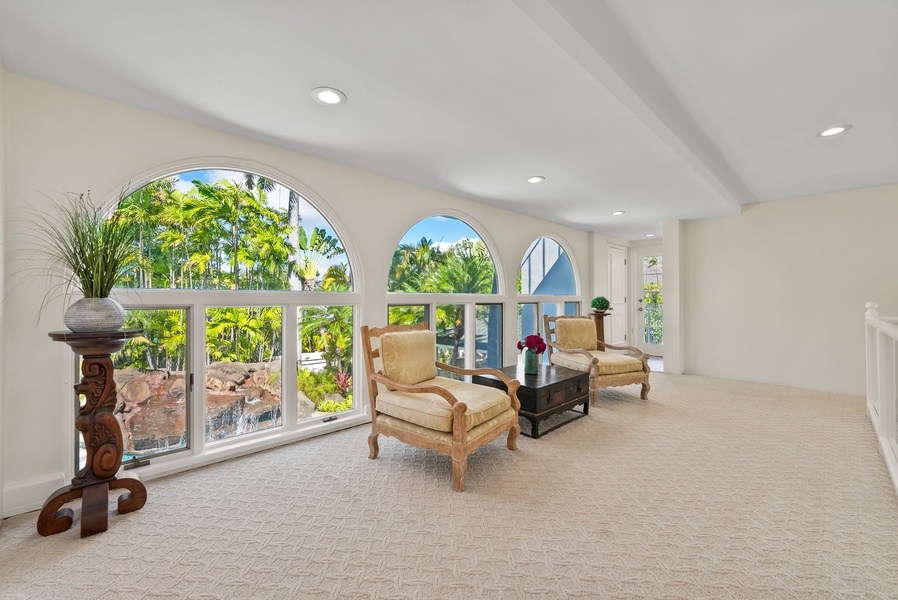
[117,169,351,292]
[542,303,558,319]
[297,306,354,420]
[475,304,502,368]
[643,255,663,345]
[519,237,576,295]
[78,309,190,469]
[564,302,580,316]
[387,216,497,294]
[205,307,283,441]
[388,304,428,326]
[436,304,465,367]
[518,303,538,341]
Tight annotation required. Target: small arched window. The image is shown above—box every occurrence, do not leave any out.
[386,215,501,368]
[518,237,579,354]
[519,237,575,295]
[387,216,497,294]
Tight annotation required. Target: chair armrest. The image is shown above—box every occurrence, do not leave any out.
[595,340,649,360]
[436,361,520,388]
[369,372,460,406]
[546,341,599,364]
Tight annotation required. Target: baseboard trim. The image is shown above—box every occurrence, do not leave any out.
[2,472,67,519]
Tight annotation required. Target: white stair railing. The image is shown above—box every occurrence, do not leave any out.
[864,302,898,497]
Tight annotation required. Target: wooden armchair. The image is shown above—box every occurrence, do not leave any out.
[360,324,521,492]
[543,315,650,406]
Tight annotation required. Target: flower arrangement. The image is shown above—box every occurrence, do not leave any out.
[517,334,547,354]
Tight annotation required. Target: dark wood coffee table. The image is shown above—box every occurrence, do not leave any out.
[473,363,589,438]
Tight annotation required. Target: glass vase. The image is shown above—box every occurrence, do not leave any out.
[523,349,539,375]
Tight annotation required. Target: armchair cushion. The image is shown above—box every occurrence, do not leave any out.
[551,350,643,375]
[380,330,437,385]
[376,376,512,433]
[555,318,598,351]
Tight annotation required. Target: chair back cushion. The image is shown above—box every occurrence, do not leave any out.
[380,330,437,385]
[555,318,597,351]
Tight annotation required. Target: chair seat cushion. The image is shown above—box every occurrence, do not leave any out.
[376,376,511,433]
[377,408,517,445]
[551,350,643,375]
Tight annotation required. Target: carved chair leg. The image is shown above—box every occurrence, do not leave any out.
[589,385,600,407]
[368,432,380,459]
[589,370,600,407]
[641,382,651,400]
[507,422,520,451]
[451,457,467,492]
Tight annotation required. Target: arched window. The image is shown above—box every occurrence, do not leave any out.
[386,216,501,368]
[518,237,579,350]
[102,168,356,471]
[118,169,351,291]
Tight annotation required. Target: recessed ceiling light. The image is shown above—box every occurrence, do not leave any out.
[527,176,545,184]
[818,124,852,137]
[312,87,347,105]
[611,211,625,216]
[645,233,655,237]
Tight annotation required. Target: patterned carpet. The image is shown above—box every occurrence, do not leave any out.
[2,372,898,599]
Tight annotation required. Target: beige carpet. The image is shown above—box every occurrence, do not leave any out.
[2,372,898,600]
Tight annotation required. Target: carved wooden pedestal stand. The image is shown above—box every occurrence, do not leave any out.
[38,329,147,537]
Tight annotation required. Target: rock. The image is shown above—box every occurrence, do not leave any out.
[113,361,288,452]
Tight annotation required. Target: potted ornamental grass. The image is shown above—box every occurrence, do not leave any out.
[30,192,136,332]
[591,296,611,313]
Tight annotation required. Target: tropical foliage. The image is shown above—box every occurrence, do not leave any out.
[643,256,663,344]
[117,174,350,292]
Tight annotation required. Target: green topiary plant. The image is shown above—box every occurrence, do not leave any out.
[591,296,611,311]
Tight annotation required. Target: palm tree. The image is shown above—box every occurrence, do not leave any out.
[424,239,496,362]
[388,237,443,292]
[295,226,343,290]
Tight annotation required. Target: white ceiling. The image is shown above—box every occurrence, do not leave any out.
[0,0,895,240]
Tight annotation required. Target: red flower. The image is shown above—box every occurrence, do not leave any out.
[518,334,546,354]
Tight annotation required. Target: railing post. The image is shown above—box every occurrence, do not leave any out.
[878,333,895,444]
[865,301,898,498]
[866,302,880,425]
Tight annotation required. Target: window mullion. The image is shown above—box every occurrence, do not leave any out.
[282,303,298,428]
[190,303,207,457]
[465,303,476,369]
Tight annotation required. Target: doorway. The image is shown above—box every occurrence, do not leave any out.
[607,244,628,345]
[633,247,663,357]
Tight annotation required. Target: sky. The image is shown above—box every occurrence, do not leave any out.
[398,215,481,248]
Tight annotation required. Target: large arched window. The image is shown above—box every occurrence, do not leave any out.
[118,169,351,291]
[101,168,357,472]
[518,237,579,349]
[386,216,501,368]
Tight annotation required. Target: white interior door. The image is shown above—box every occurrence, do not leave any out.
[607,244,628,346]
[632,246,663,356]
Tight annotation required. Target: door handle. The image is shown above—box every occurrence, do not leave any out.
[637,307,643,311]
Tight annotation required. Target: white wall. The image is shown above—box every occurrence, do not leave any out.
[0,60,7,523]
[588,232,629,301]
[1,74,594,516]
[683,183,898,395]
[663,221,684,374]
